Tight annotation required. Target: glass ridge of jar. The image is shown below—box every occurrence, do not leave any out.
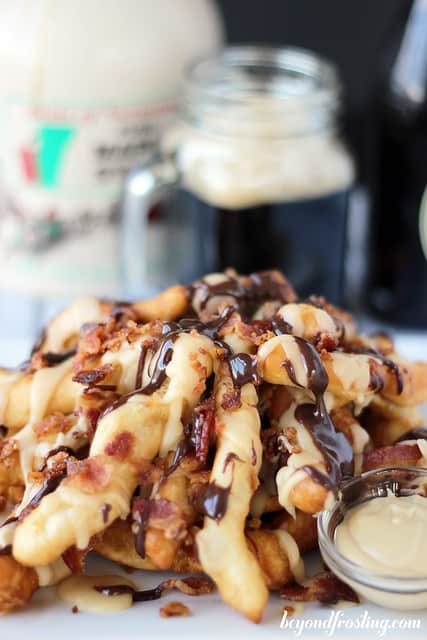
[180,46,341,139]
[317,466,427,610]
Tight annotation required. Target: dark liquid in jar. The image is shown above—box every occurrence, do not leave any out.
[181,188,350,304]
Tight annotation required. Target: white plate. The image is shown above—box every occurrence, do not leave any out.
[2,553,426,640]
[1,336,427,639]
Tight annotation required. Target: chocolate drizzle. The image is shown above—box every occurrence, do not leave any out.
[0,425,7,438]
[281,359,303,388]
[135,345,148,390]
[0,515,18,528]
[164,438,194,477]
[38,446,74,472]
[140,333,177,395]
[271,316,292,336]
[0,544,12,555]
[292,337,354,489]
[133,499,151,559]
[41,349,77,367]
[30,327,47,356]
[396,427,427,443]
[94,584,163,602]
[197,482,230,521]
[227,353,260,388]
[187,271,295,319]
[102,503,111,524]
[102,308,235,418]
[349,346,404,395]
[27,469,67,511]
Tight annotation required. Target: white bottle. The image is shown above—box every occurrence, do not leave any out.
[0,0,223,301]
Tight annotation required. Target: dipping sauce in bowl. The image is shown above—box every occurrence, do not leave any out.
[318,467,427,610]
[335,493,427,577]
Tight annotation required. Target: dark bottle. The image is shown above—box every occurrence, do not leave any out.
[369,0,427,327]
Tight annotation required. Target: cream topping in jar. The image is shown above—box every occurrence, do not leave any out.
[335,493,427,576]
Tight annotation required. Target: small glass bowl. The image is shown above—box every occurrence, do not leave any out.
[317,466,427,610]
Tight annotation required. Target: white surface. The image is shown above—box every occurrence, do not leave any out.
[1,553,426,640]
[1,336,426,639]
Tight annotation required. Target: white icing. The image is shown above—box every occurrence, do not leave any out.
[274,529,305,583]
[102,340,143,394]
[416,438,427,464]
[275,394,325,516]
[36,558,70,586]
[331,352,371,392]
[192,273,235,315]
[57,575,135,614]
[14,357,74,484]
[160,333,214,456]
[278,303,336,338]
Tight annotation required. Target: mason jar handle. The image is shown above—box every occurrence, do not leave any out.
[120,151,180,298]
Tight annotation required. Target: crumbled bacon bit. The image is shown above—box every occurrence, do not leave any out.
[0,438,18,462]
[138,460,163,486]
[104,431,134,461]
[147,499,186,540]
[66,457,113,492]
[314,333,338,352]
[160,576,214,596]
[71,605,79,614]
[159,601,191,618]
[72,365,112,386]
[246,517,262,529]
[221,390,241,411]
[280,572,359,605]
[82,408,101,436]
[362,443,421,472]
[33,412,73,438]
[186,398,216,464]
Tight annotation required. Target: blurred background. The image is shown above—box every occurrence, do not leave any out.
[0,0,425,365]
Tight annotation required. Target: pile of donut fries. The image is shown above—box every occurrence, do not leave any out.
[0,269,426,620]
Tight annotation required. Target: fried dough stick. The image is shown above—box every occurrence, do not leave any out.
[13,333,215,567]
[36,286,189,355]
[0,555,38,615]
[0,359,80,433]
[196,363,268,623]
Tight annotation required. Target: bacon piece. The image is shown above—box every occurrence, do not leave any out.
[362,443,421,472]
[187,397,216,464]
[159,576,215,596]
[280,572,359,605]
[159,601,191,617]
[66,457,113,493]
[72,365,112,386]
[133,498,187,542]
[221,390,241,411]
[33,412,73,438]
[104,431,134,461]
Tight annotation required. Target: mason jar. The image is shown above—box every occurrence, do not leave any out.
[121,46,354,303]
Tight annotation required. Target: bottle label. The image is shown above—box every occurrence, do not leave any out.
[0,99,175,296]
[419,184,427,261]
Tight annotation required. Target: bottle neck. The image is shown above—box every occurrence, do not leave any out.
[387,0,427,117]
